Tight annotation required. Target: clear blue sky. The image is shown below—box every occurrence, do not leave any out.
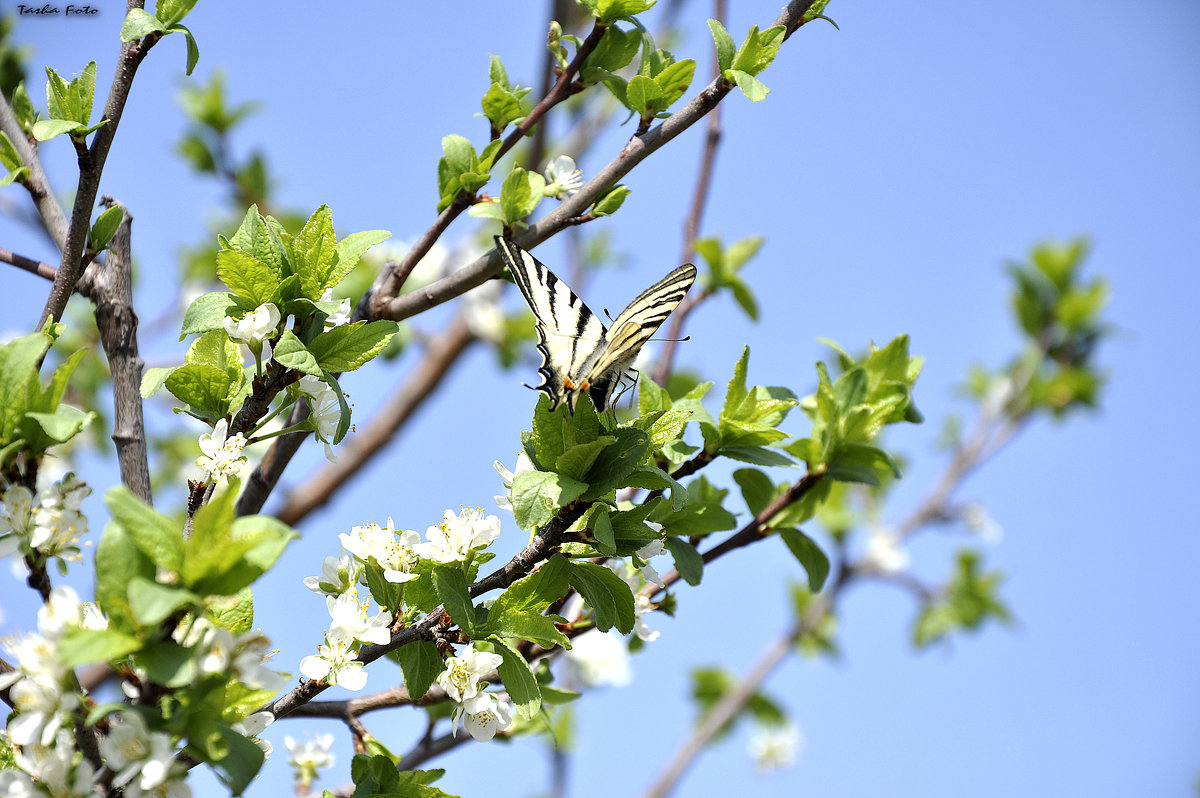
[2,1,1197,796]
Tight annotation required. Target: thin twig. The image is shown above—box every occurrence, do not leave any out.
[38,20,162,328]
[0,247,94,298]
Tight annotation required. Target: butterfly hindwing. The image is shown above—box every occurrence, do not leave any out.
[496,236,696,413]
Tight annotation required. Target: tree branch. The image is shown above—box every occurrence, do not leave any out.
[77,197,152,503]
[272,314,477,525]
[38,20,161,328]
[0,98,69,250]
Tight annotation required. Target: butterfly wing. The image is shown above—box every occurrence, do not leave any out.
[585,263,698,411]
[496,236,608,412]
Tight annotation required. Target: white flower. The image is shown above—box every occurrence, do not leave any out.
[14,727,95,797]
[493,452,534,513]
[0,631,66,688]
[81,602,109,630]
[0,770,36,798]
[632,593,660,642]
[319,289,352,329]
[299,375,343,462]
[304,549,363,596]
[436,643,503,703]
[543,155,584,199]
[634,526,667,587]
[563,629,632,688]
[6,678,79,746]
[126,776,193,798]
[285,733,335,791]
[339,519,421,584]
[862,526,909,574]
[196,419,248,481]
[963,502,1004,544]
[326,591,392,646]
[232,711,275,759]
[222,302,281,345]
[463,281,506,343]
[747,722,804,772]
[299,629,366,691]
[453,692,514,742]
[98,712,179,791]
[414,507,501,565]
[37,585,83,640]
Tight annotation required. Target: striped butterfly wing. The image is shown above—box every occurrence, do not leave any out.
[584,263,698,411]
[496,236,608,413]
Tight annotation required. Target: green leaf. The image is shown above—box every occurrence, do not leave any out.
[580,427,650,500]
[94,522,155,632]
[164,363,235,419]
[555,437,616,482]
[590,0,655,24]
[329,229,390,291]
[591,184,630,217]
[567,561,635,634]
[32,119,83,141]
[140,367,176,398]
[170,24,200,76]
[217,250,281,307]
[128,577,201,626]
[499,167,544,224]
[733,468,775,516]
[490,636,541,720]
[57,628,142,668]
[105,486,183,571]
[308,320,399,372]
[652,58,695,108]
[779,528,830,591]
[272,330,322,376]
[208,587,254,634]
[663,537,703,586]
[622,464,687,510]
[728,69,770,102]
[626,74,664,117]
[434,565,478,634]
[20,406,95,448]
[389,640,443,700]
[180,292,240,338]
[121,8,167,41]
[709,19,736,72]
[211,724,266,796]
[293,205,337,298]
[510,470,588,531]
[87,207,124,253]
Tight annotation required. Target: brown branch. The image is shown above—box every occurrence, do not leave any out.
[77,197,152,503]
[273,314,477,525]
[380,0,820,325]
[0,98,69,249]
[641,590,834,798]
[0,247,93,298]
[38,20,162,328]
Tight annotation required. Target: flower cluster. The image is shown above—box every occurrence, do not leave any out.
[437,644,515,742]
[172,617,288,693]
[299,590,393,691]
[285,733,336,792]
[0,474,91,568]
[0,587,190,796]
[196,419,248,482]
[415,507,501,565]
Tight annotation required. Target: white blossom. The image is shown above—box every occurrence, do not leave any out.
[963,502,1004,544]
[414,507,501,565]
[299,630,367,691]
[632,593,660,642]
[299,375,343,462]
[232,711,275,759]
[453,692,514,742]
[436,643,502,703]
[326,591,392,646]
[13,727,95,797]
[285,733,335,791]
[304,549,363,596]
[6,678,79,746]
[862,526,909,574]
[493,452,534,513]
[0,770,36,798]
[339,519,421,584]
[634,526,667,587]
[564,629,632,688]
[747,722,804,772]
[543,155,584,199]
[37,585,84,640]
[98,712,179,792]
[222,302,281,345]
[196,419,248,481]
[0,484,35,559]
[319,289,352,329]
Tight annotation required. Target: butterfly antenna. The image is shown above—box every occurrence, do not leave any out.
[648,334,691,343]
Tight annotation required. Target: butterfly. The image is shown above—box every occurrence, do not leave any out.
[495,236,697,414]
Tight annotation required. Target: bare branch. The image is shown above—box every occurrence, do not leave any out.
[0,98,69,249]
[78,198,152,503]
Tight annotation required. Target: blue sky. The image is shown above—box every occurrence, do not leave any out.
[2,1,1198,796]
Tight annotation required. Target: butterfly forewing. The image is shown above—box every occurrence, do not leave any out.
[583,263,698,410]
[496,237,607,410]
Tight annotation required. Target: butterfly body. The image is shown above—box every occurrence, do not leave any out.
[496,236,697,414]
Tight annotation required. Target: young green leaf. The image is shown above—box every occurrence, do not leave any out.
[566,561,635,634]
[308,320,399,372]
[490,636,542,720]
[779,528,830,591]
[388,640,444,700]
